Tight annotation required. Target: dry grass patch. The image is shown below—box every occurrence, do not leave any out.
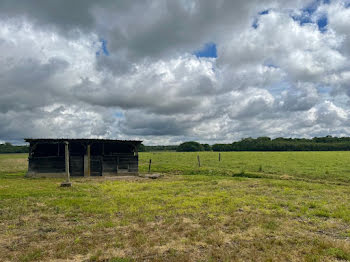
[0,154,27,175]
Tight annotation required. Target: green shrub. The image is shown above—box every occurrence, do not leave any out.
[177,141,204,152]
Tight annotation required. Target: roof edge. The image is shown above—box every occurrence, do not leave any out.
[24,138,142,143]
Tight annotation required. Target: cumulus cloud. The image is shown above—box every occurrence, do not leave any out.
[74,56,216,114]
[0,0,350,144]
[281,83,319,112]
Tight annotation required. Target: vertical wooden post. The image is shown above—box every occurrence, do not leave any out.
[65,142,70,181]
[219,152,221,162]
[148,159,152,173]
[197,155,201,167]
[87,144,91,177]
[61,141,72,187]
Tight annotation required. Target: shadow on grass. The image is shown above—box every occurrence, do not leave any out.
[0,171,26,179]
[232,172,264,179]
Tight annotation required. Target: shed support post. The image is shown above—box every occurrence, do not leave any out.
[61,141,71,187]
[84,144,91,177]
[88,144,91,177]
[65,142,70,181]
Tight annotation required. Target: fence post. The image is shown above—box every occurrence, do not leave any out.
[148,159,152,173]
[219,152,221,162]
[197,155,201,167]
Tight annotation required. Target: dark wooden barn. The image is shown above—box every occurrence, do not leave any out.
[25,139,142,178]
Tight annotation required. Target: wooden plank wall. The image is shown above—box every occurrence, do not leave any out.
[29,157,65,173]
[69,156,84,176]
[127,155,139,173]
[91,156,102,176]
[102,154,138,174]
[29,153,138,176]
[102,156,118,173]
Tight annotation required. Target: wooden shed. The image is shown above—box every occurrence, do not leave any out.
[25,138,142,178]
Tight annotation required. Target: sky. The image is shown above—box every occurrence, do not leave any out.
[0,0,350,145]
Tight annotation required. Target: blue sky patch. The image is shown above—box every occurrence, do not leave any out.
[194,42,217,58]
[291,0,329,32]
[114,111,124,118]
[259,10,269,15]
[317,15,328,32]
[96,39,110,56]
[252,9,269,29]
[264,63,278,69]
[318,86,332,94]
[252,19,259,29]
[291,14,312,26]
[303,0,330,15]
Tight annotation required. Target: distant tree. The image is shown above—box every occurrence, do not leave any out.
[177,141,204,152]
[138,144,147,152]
[257,136,271,141]
[201,144,212,151]
[0,142,29,153]
[212,144,233,151]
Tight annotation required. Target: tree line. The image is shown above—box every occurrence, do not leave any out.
[2,136,350,153]
[211,136,350,151]
[141,136,350,152]
[0,143,29,153]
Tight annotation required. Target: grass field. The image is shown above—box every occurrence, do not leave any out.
[0,152,350,261]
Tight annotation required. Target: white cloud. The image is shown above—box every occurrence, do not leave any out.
[1,1,350,144]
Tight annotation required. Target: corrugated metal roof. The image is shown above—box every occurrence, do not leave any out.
[24,138,142,143]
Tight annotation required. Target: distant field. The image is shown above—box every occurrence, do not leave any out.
[139,151,350,183]
[0,152,349,261]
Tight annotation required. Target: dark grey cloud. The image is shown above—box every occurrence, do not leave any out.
[281,84,319,112]
[73,56,215,115]
[120,111,191,136]
[0,57,69,113]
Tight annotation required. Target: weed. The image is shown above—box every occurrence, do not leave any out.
[324,247,350,260]
[19,249,43,262]
[262,220,279,231]
[109,258,133,262]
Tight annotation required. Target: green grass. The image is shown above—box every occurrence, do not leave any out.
[0,152,349,261]
[139,151,350,183]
